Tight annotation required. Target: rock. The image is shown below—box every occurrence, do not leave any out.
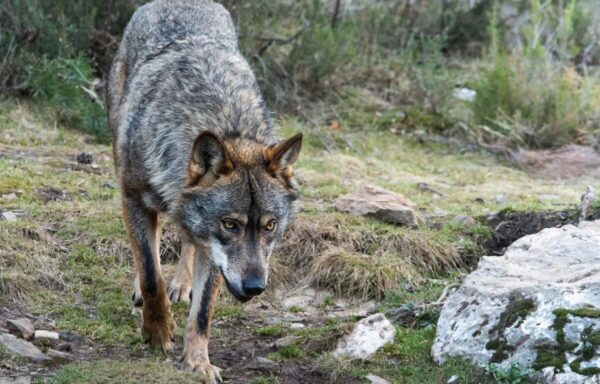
[335,185,423,227]
[447,375,459,384]
[0,377,31,384]
[246,357,278,373]
[495,194,505,204]
[34,330,59,346]
[333,313,396,360]
[453,87,476,102]
[450,215,476,227]
[282,288,316,308]
[1,192,17,202]
[76,152,93,164]
[432,221,600,383]
[290,323,305,329]
[580,185,597,221]
[6,318,34,340]
[101,181,117,190]
[47,349,74,362]
[1,211,17,222]
[273,336,300,349]
[365,373,390,384]
[265,314,304,325]
[0,334,48,362]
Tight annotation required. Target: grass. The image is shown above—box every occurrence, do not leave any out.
[46,359,201,384]
[0,98,594,382]
[321,327,491,384]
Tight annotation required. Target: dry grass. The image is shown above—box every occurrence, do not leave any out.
[273,214,463,299]
[0,221,64,303]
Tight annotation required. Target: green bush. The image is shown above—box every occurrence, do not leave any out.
[26,55,108,142]
[471,0,600,148]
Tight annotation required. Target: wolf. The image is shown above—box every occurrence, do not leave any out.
[106,0,302,381]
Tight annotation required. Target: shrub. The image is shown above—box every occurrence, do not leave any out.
[26,55,108,142]
[471,0,600,148]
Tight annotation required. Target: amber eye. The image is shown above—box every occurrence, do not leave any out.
[222,220,238,232]
[265,220,277,232]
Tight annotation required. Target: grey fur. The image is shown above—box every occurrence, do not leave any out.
[108,0,275,211]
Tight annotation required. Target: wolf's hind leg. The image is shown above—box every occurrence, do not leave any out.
[181,248,223,383]
[168,241,194,303]
[122,193,176,352]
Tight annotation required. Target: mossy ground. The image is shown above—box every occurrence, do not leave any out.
[0,99,594,382]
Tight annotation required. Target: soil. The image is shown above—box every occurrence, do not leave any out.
[0,301,354,384]
[481,206,600,256]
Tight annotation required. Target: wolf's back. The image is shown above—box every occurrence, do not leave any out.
[121,0,236,75]
[107,0,238,136]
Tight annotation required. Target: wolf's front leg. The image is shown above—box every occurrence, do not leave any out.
[182,248,223,383]
[121,194,176,352]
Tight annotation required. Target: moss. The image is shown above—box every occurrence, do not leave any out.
[568,308,600,318]
[534,308,600,374]
[532,346,566,372]
[486,293,535,362]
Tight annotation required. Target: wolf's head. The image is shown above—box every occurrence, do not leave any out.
[178,132,302,302]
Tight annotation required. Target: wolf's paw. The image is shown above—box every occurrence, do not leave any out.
[168,276,192,304]
[182,360,222,383]
[141,305,176,353]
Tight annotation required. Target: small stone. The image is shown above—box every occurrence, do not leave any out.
[101,182,116,190]
[76,152,93,164]
[495,194,505,204]
[335,185,423,227]
[333,313,396,360]
[283,288,316,308]
[366,373,390,384]
[47,349,74,362]
[447,375,459,384]
[290,323,305,329]
[0,376,32,384]
[450,215,476,227]
[1,211,17,222]
[0,334,49,362]
[34,330,59,346]
[6,318,35,340]
[246,356,278,372]
[273,336,300,349]
[2,193,17,202]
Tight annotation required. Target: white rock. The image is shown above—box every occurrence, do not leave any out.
[1,211,17,222]
[290,323,305,329]
[453,87,476,102]
[334,313,395,360]
[34,330,59,345]
[432,221,600,382]
[366,373,390,384]
[447,375,459,384]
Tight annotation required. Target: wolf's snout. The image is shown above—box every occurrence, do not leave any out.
[242,276,266,296]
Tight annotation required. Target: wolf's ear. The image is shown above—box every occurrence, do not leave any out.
[265,133,302,183]
[188,132,233,185]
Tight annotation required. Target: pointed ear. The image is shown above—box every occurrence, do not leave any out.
[265,133,302,182]
[188,132,233,185]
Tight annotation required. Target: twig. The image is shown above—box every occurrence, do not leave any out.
[331,0,342,29]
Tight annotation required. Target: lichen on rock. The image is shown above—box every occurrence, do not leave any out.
[432,222,600,383]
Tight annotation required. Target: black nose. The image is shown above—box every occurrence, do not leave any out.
[242,277,265,296]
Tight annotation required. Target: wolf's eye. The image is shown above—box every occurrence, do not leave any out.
[265,220,278,232]
[222,220,238,232]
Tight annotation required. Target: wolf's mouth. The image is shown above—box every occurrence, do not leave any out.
[219,267,252,303]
